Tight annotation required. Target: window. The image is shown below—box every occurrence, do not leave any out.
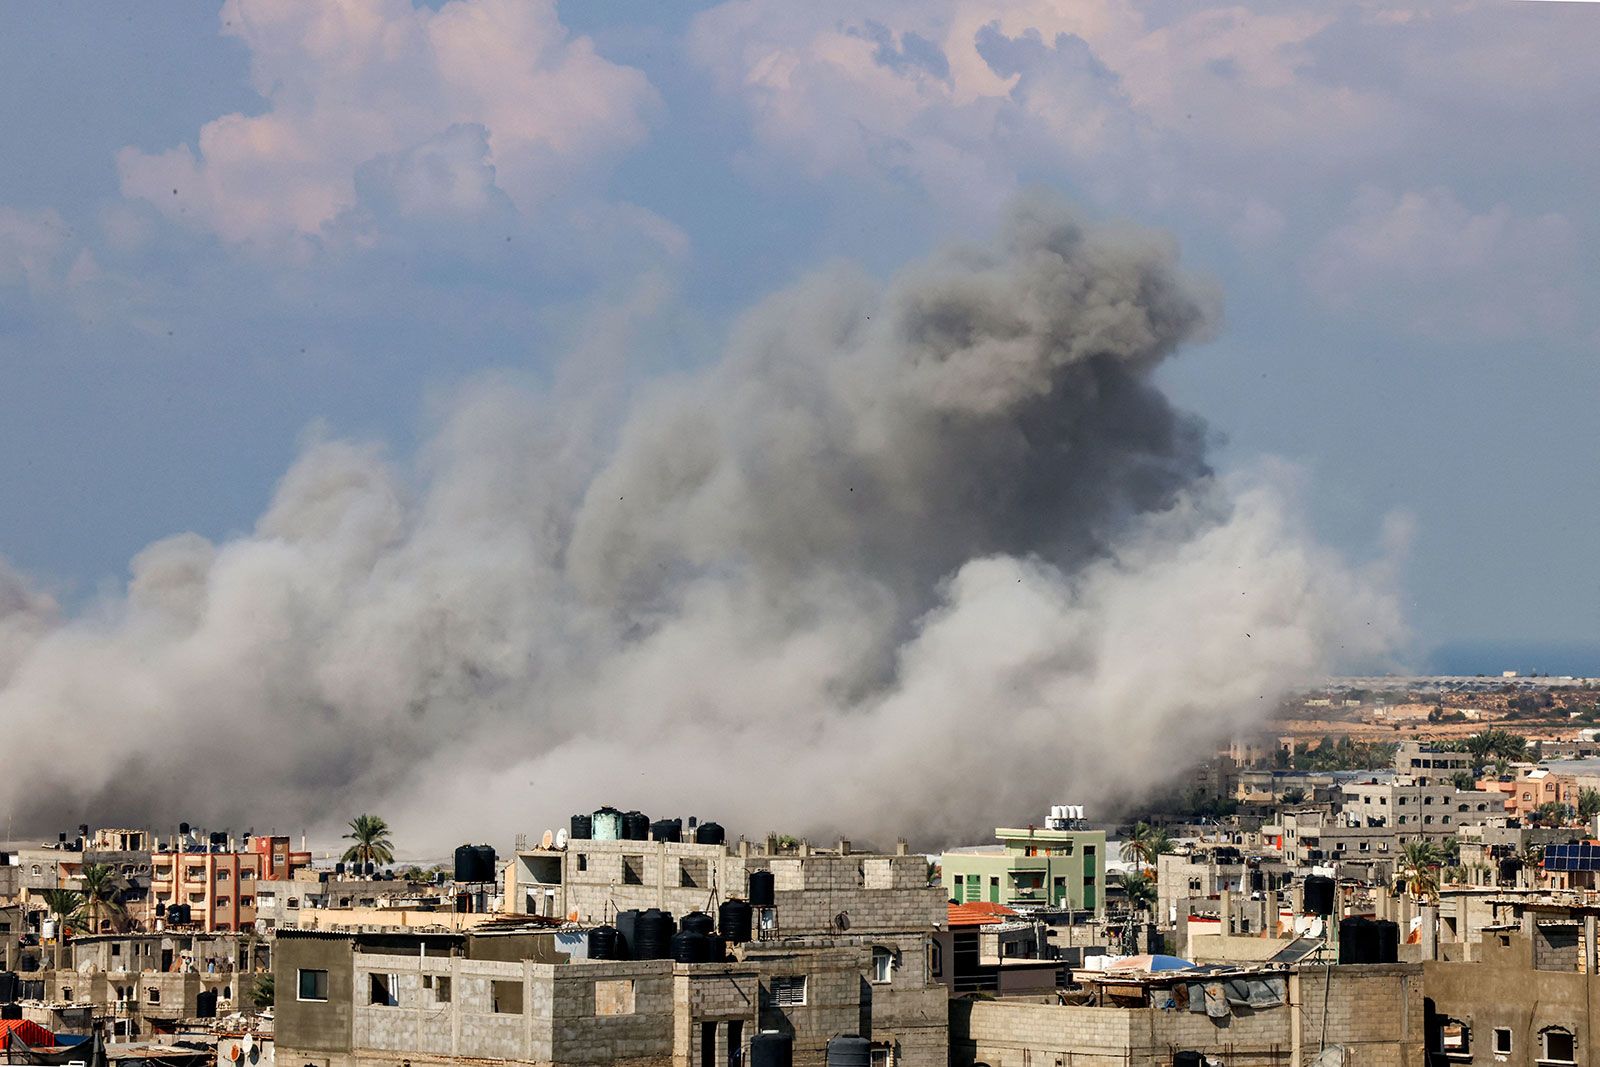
[186,866,205,880]
[216,896,230,908]
[1441,1021,1469,1056]
[770,976,806,1007]
[622,855,645,885]
[491,980,524,1014]
[297,968,328,1002]
[240,896,253,908]
[681,857,708,888]
[147,987,161,1004]
[216,870,230,882]
[239,869,253,880]
[434,976,452,1002]
[63,988,72,1001]
[594,978,635,1016]
[287,898,300,909]
[369,973,398,1006]
[1543,1028,1575,1063]
[871,947,893,984]
[188,892,206,903]
[258,892,275,906]
[1493,1028,1512,1055]
[928,942,942,979]
[111,944,121,957]
[870,1049,891,1067]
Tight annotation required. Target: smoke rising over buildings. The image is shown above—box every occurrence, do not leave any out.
[0,196,1400,849]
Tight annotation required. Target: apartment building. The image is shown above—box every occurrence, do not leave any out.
[940,823,1106,916]
[151,835,308,932]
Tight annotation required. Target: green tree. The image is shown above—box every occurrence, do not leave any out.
[341,814,396,868]
[1395,840,1443,902]
[1579,789,1600,822]
[1532,802,1573,827]
[39,889,83,934]
[1124,823,1173,870]
[1280,788,1308,806]
[1123,871,1157,916]
[250,973,275,1009]
[77,863,128,932]
[1449,770,1479,791]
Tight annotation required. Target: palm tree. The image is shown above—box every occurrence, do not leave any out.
[77,864,128,933]
[1124,823,1173,870]
[342,814,395,868]
[39,889,83,934]
[1395,840,1443,902]
[1578,788,1600,822]
[1123,871,1157,917]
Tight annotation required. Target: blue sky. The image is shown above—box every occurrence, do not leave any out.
[2,0,1598,669]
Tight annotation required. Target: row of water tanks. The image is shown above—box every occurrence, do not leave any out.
[571,809,724,845]
[746,1033,871,1067]
[588,891,771,963]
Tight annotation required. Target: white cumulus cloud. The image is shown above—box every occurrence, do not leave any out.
[116,0,657,248]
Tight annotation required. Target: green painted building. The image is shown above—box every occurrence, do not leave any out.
[940,824,1106,916]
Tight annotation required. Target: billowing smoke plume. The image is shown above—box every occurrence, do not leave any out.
[0,196,1401,852]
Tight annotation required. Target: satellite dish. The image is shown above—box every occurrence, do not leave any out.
[555,829,569,849]
[241,1036,255,1056]
[540,829,555,849]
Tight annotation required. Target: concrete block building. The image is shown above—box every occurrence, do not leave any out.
[274,925,948,1067]
[939,823,1106,916]
[950,962,1425,1066]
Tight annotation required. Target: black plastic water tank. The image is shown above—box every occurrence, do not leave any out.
[670,930,709,964]
[616,910,640,958]
[749,869,775,907]
[1173,1053,1205,1067]
[1374,919,1400,963]
[634,908,675,959]
[825,1035,872,1067]
[570,814,593,841]
[1303,875,1335,916]
[750,1031,793,1067]
[695,821,726,846]
[1338,917,1373,964]
[651,819,682,843]
[588,926,621,961]
[680,911,715,937]
[703,933,726,963]
[622,811,650,841]
[454,845,490,883]
[475,845,497,878]
[334,862,345,875]
[719,899,754,943]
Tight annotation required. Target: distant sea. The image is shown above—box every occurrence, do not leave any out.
[1426,640,1600,678]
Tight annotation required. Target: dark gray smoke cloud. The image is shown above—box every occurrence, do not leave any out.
[0,196,1400,852]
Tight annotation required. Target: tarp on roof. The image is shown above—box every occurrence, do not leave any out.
[0,1019,57,1048]
[1107,953,1195,973]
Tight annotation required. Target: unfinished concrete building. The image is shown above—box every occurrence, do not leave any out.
[950,961,1425,1066]
[274,923,948,1067]
[1423,900,1600,1065]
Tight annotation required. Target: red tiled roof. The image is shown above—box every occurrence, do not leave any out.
[947,901,1019,927]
